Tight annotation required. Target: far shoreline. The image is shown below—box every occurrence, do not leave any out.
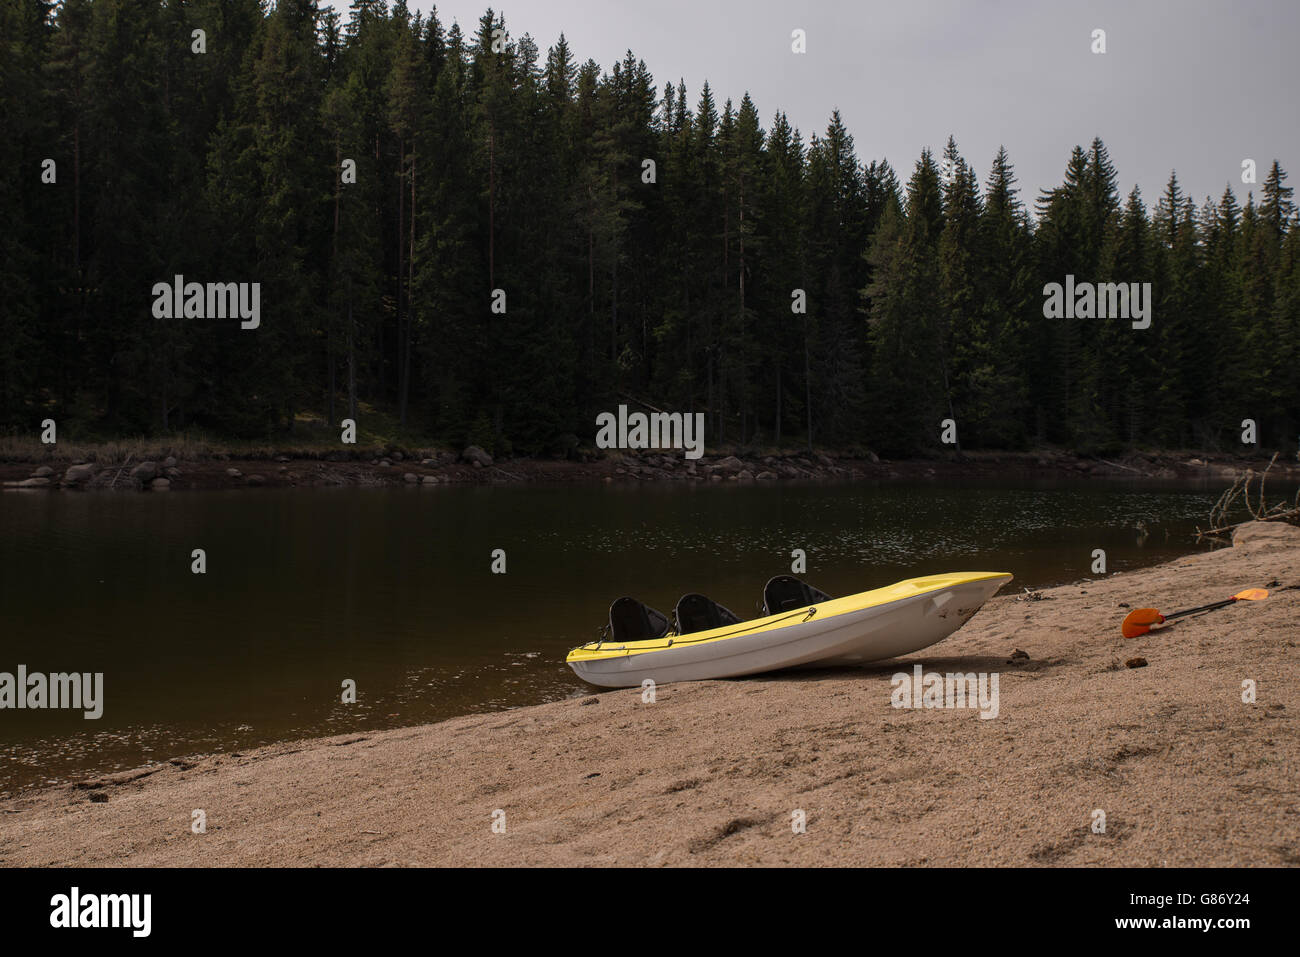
[4,442,1295,493]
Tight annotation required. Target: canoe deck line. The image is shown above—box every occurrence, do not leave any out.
[566,571,1013,686]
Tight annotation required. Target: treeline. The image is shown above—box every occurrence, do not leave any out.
[2,0,1298,456]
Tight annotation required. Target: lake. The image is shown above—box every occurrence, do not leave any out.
[0,478,1223,794]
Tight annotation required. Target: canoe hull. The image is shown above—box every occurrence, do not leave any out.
[567,572,1011,688]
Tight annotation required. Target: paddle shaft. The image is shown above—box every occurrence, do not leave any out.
[1162,596,1239,622]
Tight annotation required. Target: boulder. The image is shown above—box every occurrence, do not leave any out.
[421,475,438,485]
[737,469,755,481]
[403,472,418,484]
[461,445,494,467]
[15,477,51,488]
[713,455,745,473]
[1232,521,1300,551]
[245,474,266,487]
[32,465,54,478]
[226,468,243,478]
[756,470,778,481]
[150,478,171,491]
[162,456,178,468]
[62,464,96,486]
[130,461,158,482]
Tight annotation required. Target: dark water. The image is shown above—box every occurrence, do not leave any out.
[0,479,1222,794]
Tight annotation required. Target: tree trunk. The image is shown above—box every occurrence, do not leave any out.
[376,132,385,399]
[775,363,782,445]
[401,151,414,425]
[330,137,341,428]
[804,317,813,452]
[610,241,618,363]
[73,122,80,271]
[348,297,357,423]
[397,137,406,425]
[328,351,336,429]
[738,174,746,442]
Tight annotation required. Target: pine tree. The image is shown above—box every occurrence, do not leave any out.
[1260,161,1295,243]
[973,146,1033,447]
[756,112,806,445]
[1033,146,1090,442]
[937,136,982,449]
[865,150,944,454]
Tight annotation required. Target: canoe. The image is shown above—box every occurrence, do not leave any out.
[566,571,1012,688]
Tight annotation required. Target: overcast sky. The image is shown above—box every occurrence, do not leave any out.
[368,0,1298,212]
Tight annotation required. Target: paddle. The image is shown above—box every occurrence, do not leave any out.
[1121,588,1268,638]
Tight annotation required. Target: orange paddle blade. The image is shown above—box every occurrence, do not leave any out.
[1233,588,1268,601]
[1121,608,1164,638]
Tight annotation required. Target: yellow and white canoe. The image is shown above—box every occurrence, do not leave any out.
[566,571,1012,688]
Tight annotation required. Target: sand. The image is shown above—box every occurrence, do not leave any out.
[2,522,1297,867]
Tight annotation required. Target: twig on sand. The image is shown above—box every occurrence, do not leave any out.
[1196,454,1300,541]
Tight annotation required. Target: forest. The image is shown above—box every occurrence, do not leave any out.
[2,0,1297,457]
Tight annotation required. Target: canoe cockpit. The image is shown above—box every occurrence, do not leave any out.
[599,577,831,646]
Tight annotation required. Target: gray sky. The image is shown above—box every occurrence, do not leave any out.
[382,0,1298,212]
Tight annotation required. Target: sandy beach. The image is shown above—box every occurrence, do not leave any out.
[2,521,1297,867]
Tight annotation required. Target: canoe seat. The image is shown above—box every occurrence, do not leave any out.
[673,593,742,635]
[762,575,832,615]
[608,597,671,643]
